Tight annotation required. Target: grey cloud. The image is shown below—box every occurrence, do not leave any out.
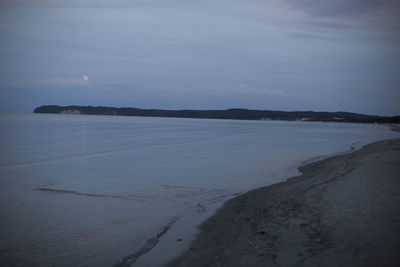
[289,32,327,40]
[285,0,400,17]
[284,0,400,32]
[0,0,202,8]
[2,0,399,18]
[305,21,353,29]
[0,0,146,7]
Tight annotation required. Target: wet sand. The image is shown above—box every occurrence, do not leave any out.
[168,138,400,267]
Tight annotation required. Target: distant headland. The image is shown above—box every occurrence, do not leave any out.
[33,105,400,123]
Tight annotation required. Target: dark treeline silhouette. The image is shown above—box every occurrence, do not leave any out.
[33,105,400,123]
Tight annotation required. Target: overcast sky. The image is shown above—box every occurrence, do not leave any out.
[1,0,399,115]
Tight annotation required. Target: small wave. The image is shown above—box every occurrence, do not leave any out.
[36,187,148,202]
[114,218,179,267]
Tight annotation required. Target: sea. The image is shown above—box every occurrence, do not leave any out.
[0,113,398,266]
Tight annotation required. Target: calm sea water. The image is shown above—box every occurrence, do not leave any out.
[0,114,398,266]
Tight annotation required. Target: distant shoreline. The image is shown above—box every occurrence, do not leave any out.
[167,138,400,267]
[33,105,400,124]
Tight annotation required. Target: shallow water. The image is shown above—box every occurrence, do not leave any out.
[0,114,398,266]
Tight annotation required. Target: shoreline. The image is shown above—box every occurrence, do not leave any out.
[131,139,372,267]
[167,138,400,266]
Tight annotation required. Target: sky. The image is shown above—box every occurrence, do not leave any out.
[0,0,399,116]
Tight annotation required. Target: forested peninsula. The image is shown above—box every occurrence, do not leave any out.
[33,105,400,123]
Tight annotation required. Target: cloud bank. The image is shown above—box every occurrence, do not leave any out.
[41,76,90,86]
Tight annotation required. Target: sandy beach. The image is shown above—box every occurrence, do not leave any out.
[168,138,400,267]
